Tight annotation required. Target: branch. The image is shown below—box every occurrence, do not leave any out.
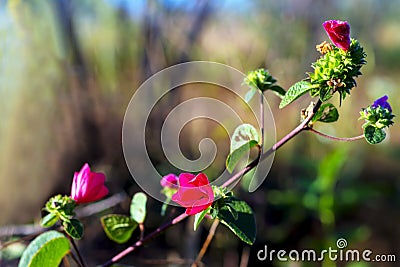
[99,100,322,267]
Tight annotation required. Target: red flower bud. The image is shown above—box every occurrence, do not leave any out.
[70,163,109,204]
[171,173,214,215]
[323,20,350,51]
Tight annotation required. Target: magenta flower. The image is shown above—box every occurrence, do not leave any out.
[323,20,351,51]
[70,163,109,204]
[160,174,179,188]
[372,95,392,112]
[171,173,214,215]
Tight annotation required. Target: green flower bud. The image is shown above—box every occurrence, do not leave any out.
[308,39,366,102]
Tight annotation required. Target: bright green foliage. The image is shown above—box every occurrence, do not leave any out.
[63,219,83,240]
[308,39,366,102]
[194,206,211,231]
[214,196,256,245]
[312,103,339,123]
[207,188,256,245]
[41,195,76,227]
[101,192,148,244]
[101,214,138,244]
[41,195,84,239]
[359,105,394,130]
[18,231,70,267]
[359,99,394,144]
[243,68,285,102]
[279,81,316,108]
[130,192,147,223]
[40,213,59,228]
[363,126,386,144]
[226,124,260,173]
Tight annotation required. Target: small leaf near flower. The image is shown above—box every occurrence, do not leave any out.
[63,219,84,240]
[40,213,59,228]
[312,103,339,123]
[226,124,260,173]
[364,126,386,144]
[194,206,211,231]
[216,197,256,245]
[279,81,316,108]
[101,214,138,244]
[130,192,147,224]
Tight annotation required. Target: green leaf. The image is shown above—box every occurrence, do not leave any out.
[269,85,286,98]
[279,81,314,108]
[216,197,256,245]
[101,214,138,244]
[312,103,339,123]
[226,140,259,173]
[244,87,257,103]
[18,231,70,267]
[230,124,260,152]
[364,126,386,144]
[319,87,333,102]
[63,219,83,240]
[226,124,260,173]
[40,213,59,228]
[130,192,147,223]
[194,207,210,231]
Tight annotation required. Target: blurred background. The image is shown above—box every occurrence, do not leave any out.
[0,0,399,266]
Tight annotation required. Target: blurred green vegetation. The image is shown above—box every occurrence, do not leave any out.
[0,0,399,266]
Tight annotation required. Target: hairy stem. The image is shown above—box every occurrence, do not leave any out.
[307,128,364,141]
[99,100,322,267]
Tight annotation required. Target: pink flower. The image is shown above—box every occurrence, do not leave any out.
[171,173,214,215]
[70,163,109,204]
[160,174,179,188]
[323,20,351,51]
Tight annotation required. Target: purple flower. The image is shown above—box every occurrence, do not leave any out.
[323,20,351,51]
[372,95,392,112]
[160,174,179,189]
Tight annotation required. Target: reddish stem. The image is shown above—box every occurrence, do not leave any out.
[99,213,188,267]
[99,100,322,267]
[307,128,364,141]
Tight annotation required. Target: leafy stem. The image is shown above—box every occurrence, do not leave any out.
[99,99,322,267]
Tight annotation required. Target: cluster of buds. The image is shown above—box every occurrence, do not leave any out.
[360,95,394,130]
[308,20,367,102]
[360,95,395,144]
